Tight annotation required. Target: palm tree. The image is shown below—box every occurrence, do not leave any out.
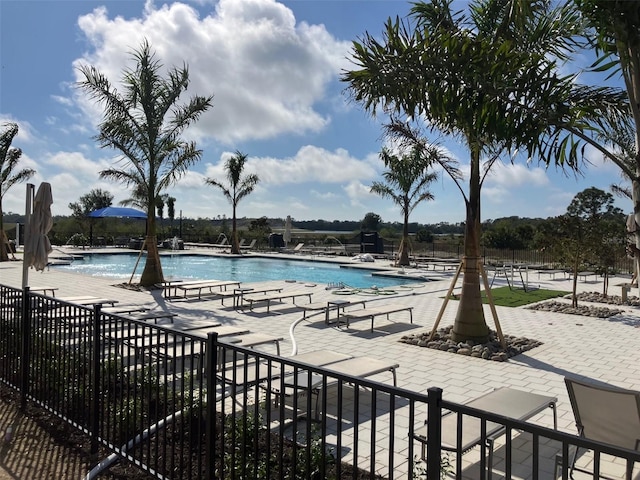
[370,146,442,266]
[343,0,628,343]
[205,151,259,254]
[0,123,35,261]
[76,39,213,286]
[577,0,640,292]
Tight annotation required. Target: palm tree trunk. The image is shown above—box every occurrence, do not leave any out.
[0,197,7,262]
[398,210,411,266]
[634,174,640,295]
[231,204,240,254]
[451,148,490,343]
[140,215,164,286]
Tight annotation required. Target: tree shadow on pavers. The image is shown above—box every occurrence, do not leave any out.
[164,306,250,327]
[605,313,640,328]
[510,355,632,392]
[347,322,422,338]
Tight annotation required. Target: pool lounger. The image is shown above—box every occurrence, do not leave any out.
[264,350,399,418]
[241,291,314,312]
[57,296,119,307]
[216,333,284,386]
[175,280,242,299]
[103,305,150,315]
[341,304,414,332]
[217,286,284,308]
[124,311,177,324]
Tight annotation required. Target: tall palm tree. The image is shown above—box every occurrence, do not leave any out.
[577,0,640,292]
[0,123,35,261]
[370,146,443,266]
[76,39,213,286]
[205,151,259,254]
[343,0,628,343]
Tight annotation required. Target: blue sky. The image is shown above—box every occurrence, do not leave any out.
[0,0,630,224]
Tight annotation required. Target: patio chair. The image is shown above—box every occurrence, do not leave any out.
[240,239,257,250]
[282,242,304,254]
[211,237,228,248]
[558,376,640,479]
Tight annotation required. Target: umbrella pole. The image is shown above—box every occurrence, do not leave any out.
[21,184,34,288]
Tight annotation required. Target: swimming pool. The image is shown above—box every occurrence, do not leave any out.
[52,253,420,289]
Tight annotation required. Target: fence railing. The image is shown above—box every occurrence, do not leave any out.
[1,284,640,479]
[407,243,634,274]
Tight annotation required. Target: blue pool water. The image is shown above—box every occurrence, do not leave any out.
[52,253,420,289]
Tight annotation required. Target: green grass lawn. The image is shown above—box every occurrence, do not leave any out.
[451,286,569,307]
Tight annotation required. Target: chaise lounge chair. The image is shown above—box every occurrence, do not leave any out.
[556,376,640,479]
[415,387,557,479]
[341,303,414,332]
[281,242,304,254]
[240,239,257,250]
[241,289,313,312]
[263,349,399,418]
[211,237,228,248]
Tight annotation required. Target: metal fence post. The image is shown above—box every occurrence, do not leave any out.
[205,331,219,479]
[20,286,31,410]
[427,387,443,478]
[90,304,102,456]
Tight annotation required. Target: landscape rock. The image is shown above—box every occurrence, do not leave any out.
[400,326,542,361]
[526,296,624,317]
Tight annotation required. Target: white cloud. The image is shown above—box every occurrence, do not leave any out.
[202,146,377,186]
[310,189,339,201]
[72,0,350,144]
[46,151,111,177]
[582,142,626,176]
[485,162,549,187]
[344,180,373,207]
[51,95,74,107]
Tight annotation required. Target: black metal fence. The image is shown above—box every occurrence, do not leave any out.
[1,284,640,479]
[408,243,634,274]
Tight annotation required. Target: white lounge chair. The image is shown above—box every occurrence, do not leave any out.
[241,290,313,312]
[174,280,242,299]
[282,242,304,254]
[341,303,413,332]
[240,239,256,250]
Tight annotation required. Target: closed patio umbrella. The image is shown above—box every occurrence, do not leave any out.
[22,182,53,287]
[284,215,292,246]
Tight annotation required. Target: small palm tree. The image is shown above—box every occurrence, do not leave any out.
[205,151,259,254]
[0,123,35,261]
[76,39,213,286]
[371,146,440,266]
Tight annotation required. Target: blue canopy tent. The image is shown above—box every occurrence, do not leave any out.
[87,207,147,247]
[87,207,147,219]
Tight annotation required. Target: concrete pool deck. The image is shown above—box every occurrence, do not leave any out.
[2,246,640,479]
